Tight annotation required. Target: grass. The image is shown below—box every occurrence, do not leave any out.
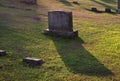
[0,0,120,81]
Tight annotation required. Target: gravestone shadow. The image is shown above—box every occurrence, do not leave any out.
[48,36,113,76]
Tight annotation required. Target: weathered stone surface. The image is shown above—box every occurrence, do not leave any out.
[48,11,73,32]
[23,57,43,66]
[44,29,78,38]
[44,11,78,38]
[105,7,111,13]
[0,50,6,56]
[118,0,120,13]
[91,7,97,12]
[21,0,37,4]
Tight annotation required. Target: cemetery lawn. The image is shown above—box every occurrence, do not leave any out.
[0,0,120,81]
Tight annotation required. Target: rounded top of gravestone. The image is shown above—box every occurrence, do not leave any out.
[0,50,5,52]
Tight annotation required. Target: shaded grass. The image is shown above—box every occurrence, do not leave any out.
[59,0,73,6]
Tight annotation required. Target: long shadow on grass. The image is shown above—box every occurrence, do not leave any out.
[0,15,29,59]
[100,0,116,4]
[85,8,116,15]
[49,36,113,76]
[91,0,116,10]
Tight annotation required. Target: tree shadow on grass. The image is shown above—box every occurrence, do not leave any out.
[85,8,117,15]
[48,36,114,76]
[91,0,116,11]
[59,0,73,6]
[100,0,117,4]
[0,14,29,59]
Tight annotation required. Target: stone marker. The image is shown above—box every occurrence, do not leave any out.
[23,57,43,66]
[118,0,120,13]
[91,7,98,12]
[105,7,111,13]
[21,0,37,4]
[44,11,78,38]
[0,50,6,56]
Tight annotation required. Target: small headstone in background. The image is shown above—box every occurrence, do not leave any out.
[91,7,98,12]
[21,0,37,4]
[0,50,6,56]
[105,7,111,13]
[23,57,43,67]
[44,11,78,38]
[117,9,120,14]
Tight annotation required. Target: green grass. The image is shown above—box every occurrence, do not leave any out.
[0,0,120,81]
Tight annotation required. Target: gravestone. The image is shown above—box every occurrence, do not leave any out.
[44,11,78,38]
[91,7,98,12]
[23,57,43,67]
[0,50,6,56]
[105,7,111,13]
[118,0,120,13]
[21,0,37,4]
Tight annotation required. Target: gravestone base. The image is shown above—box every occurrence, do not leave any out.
[0,50,6,56]
[44,29,78,38]
[23,57,43,67]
